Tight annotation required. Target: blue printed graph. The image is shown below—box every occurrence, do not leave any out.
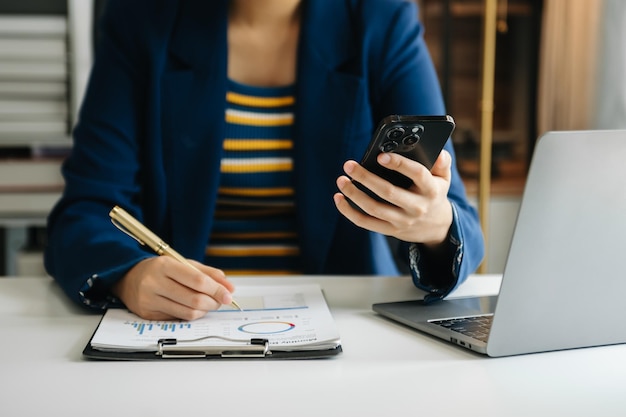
[238,321,295,334]
[125,321,192,335]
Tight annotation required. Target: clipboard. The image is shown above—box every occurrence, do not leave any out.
[82,284,343,360]
[83,333,342,360]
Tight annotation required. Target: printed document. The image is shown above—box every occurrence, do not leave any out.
[89,284,341,353]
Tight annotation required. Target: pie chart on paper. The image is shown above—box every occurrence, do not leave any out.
[237,321,296,334]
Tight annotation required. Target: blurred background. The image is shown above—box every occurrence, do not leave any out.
[0,0,620,276]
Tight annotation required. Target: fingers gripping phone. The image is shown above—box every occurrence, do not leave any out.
[354,114,455,204]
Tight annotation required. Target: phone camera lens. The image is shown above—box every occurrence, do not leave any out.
[380,141,398,153]
[387,127,405,140]
[403,134,419,146]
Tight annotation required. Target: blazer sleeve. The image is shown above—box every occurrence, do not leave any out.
[44,1,165,310]
[362,0,485,300]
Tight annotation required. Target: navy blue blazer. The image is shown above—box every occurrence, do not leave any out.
[45,0,484,309]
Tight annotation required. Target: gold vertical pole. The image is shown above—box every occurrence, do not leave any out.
[477,0,498,273]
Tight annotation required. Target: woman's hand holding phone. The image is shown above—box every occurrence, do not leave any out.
[333,115,455,247]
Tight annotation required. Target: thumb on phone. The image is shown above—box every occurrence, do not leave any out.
[430,150,452,182]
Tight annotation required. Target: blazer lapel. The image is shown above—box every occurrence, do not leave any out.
[294,0,372,272]
[161,0,230,259]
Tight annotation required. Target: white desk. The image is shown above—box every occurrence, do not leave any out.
[1,275,625,417]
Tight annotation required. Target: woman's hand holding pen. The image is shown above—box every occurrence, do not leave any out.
[112,257,236,321]
[333,150,453,250]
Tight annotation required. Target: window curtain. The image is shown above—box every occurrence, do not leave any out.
[537,0,603,135]
[593,0,626,129]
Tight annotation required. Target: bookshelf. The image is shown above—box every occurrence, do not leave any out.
[415,0,543,272]
[0,0,95,275]
[418,0,543,196]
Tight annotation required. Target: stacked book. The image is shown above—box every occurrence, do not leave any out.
[0,14,70,219]
[0,11,74,277]
[0,14,70,147]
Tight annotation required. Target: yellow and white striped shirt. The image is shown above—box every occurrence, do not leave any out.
[205,80,301,275]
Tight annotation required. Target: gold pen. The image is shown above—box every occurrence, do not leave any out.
[109,205,243,311]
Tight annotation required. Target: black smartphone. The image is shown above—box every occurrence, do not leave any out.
[354,114,455,202]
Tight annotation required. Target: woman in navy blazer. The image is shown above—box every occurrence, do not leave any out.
[45,0,484,320]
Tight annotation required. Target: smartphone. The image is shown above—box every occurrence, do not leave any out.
[354,114,455,202]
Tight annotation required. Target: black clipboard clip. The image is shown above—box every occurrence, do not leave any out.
[157,335,270,359]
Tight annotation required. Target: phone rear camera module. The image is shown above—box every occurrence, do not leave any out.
[386,127,405,140]
[380,140,398,153]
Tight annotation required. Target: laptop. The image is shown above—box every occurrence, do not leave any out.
[373,129,626,357]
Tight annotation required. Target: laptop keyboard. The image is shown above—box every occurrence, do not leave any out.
[430,314,493,342]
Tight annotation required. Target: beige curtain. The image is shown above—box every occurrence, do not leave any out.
[593,0,626,129]
[537,0,603,135]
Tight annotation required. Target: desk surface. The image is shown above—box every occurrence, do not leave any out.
[1,275,625,417]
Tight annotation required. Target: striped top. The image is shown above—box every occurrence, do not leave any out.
[205,80,302,275]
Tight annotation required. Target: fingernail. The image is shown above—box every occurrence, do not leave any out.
[337,175,350,188]
[442,150,451,165]
[379,153,391,164]
[344,161,354,174]
[222,292,233,305]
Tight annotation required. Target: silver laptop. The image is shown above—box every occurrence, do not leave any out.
[374,129,626,357]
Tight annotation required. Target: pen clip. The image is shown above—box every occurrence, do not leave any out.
[110,218,146,246]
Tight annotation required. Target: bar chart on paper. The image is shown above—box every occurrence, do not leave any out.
[128,321,192,335]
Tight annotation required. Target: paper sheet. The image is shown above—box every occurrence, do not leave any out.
[90,284,341,352]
